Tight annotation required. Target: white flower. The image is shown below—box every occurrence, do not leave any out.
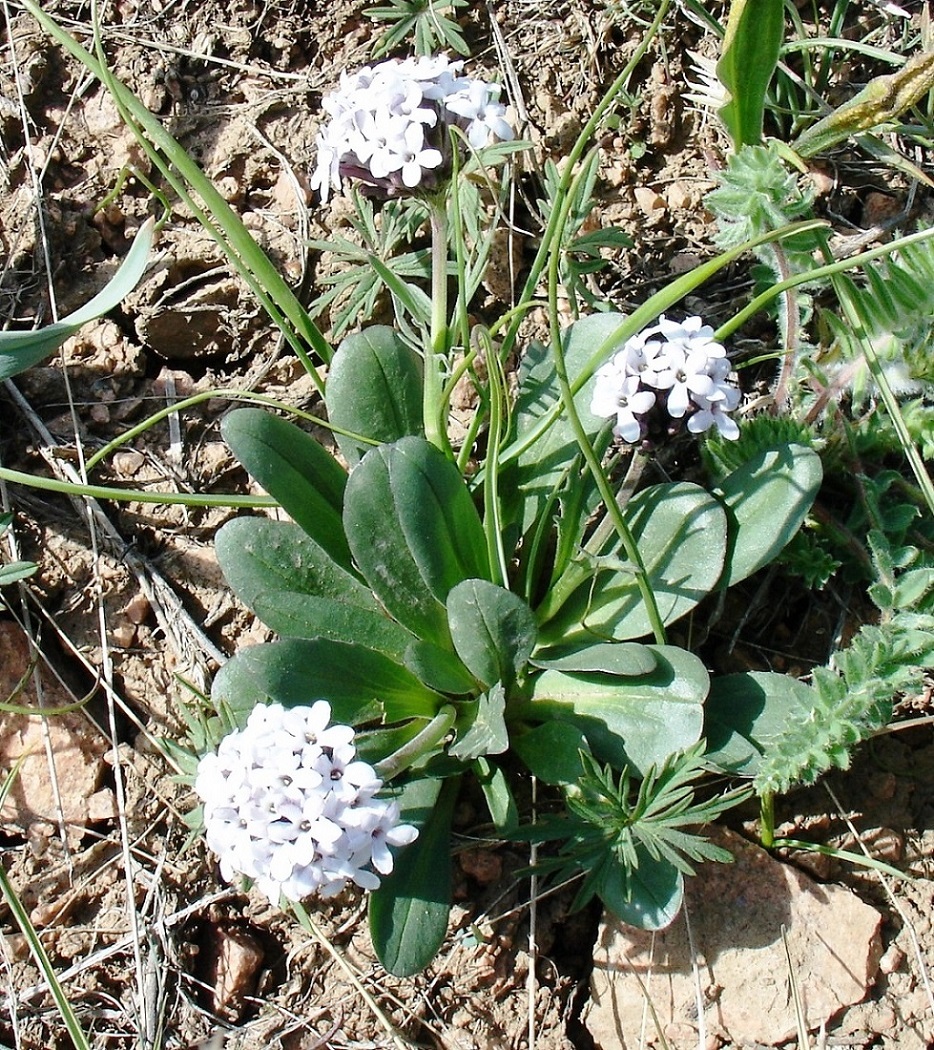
[196,703,418,904]
[588,315,741,442]
[590,367,656,443]
[313,55,513,202]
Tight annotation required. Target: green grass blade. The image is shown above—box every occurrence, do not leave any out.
[22,0,330,388]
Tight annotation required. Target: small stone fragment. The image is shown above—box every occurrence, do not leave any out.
[207,924,265,1020]
[459,848,503,885]
[634,186,665,217]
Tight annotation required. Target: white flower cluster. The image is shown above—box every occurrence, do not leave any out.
[312,55,513,202]
[590,315,741,442]
[195,702,418,903]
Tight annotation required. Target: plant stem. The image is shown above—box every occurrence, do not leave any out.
[424,200,453,457]
[759,791,775,848]
[544,168,667,646]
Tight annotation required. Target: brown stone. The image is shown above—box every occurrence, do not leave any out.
[206,924,265,1020]
[0,622,114,837]
[584,827,883,1048]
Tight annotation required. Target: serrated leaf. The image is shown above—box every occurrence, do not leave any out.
[714,444,822,589]
[447,579,537,689]
[343,437,489,646]
[221,409,350,568]
[369,776,455,977]
[522,645,709,775]
[326,326,424,466]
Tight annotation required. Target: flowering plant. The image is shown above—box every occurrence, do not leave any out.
[203,37,827,964]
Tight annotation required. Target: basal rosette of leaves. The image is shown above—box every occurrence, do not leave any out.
[210,316,823,976]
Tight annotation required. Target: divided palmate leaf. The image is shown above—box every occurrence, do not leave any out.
[326,326,424,466]
[343,436,490,647]
[446,579,537,689]
[539,482,727,645]
[211,637,443,727]
[714,444,822,589]
[522,645,709,775]
[221,409,350,568]
[369,776,456,977]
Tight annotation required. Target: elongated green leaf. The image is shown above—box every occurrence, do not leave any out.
[215,518,370,611]
[404,639,477,694]
[522,645,708,774]
[212,637,443,725]
[343,437,489,646]
[530,641,656,676]
[510,313,620,538]
[598,848,683,930]
[327,326,424,466]
[513,720,590,785]
[714,444,822,589]
[0,218,154,381]
[447,579,537,688]
[254,593,414,661]
[369,776,455,976]
[704,671,814,775]
[540,483,727,645]
[475,755,519,831]
[716,0,784,149]
[221,409,350,567]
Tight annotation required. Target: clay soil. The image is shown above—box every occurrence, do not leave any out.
[1,1,933,1048]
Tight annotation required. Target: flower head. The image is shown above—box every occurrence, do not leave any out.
[195,702,417,904]
[589,315,741,442]
[312,56,513,202]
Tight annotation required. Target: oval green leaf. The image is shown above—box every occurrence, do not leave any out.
[522,645,709,775]
[343,436,489,646]
[714,444,822,589]
[327,326,424,466]
[541,483,727,645]
[211,637,443,725]
[221,408,350,568]
[369,776,455,977]
[447,579,537,688]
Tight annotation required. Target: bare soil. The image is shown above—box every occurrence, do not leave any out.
[1,1,933,1047]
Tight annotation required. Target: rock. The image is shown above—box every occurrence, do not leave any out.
[206,924,265,1020]
[584,827,883,1048]
[633,186,666,218]
[0,622,116,839]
